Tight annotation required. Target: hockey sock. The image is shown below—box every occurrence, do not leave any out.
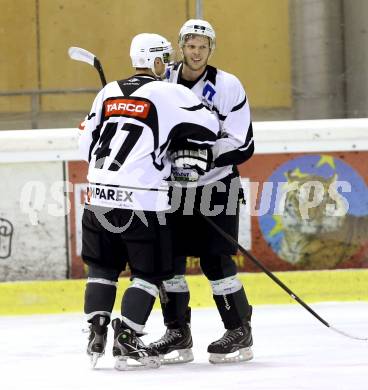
[84,278,117,318]
[162,291,190,328]
[210,276,252,329]
[161,275,190,328]
[121,278,158,333]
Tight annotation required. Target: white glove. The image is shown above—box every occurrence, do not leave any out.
[171,149,213,175]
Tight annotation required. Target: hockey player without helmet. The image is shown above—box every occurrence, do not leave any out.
[130,33,173,72]
[178,19,216,50]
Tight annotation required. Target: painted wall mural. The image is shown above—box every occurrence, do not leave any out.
[258,155,368,269]
[239,151,368,272]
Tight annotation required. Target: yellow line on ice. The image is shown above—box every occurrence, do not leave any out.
[0,269,367,316]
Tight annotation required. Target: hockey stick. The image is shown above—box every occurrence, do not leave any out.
[195,208,368,342]
[68,47,107,87]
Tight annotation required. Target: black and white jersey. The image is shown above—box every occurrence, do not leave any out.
[167,63,254,185]
[79,75,219,211]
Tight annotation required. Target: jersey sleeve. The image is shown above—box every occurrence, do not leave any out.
[78,89,104,162]
[165,85,219,152]
[212,74,254,167]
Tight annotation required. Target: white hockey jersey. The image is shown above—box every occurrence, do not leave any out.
[79,75,219,211]
[166,63,254,185]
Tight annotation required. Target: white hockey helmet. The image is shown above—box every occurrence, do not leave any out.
[130,33,173,75]
[178,19,216,50]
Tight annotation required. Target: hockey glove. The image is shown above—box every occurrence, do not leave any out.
[171,148,213,175]
[170,166,199,182]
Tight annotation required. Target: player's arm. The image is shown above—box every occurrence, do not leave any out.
[165,85,220,175]
[168,120,217,174]
[169,116,218,175]
[212,75,254,167]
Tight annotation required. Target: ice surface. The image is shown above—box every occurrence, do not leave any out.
[0,302,367,390]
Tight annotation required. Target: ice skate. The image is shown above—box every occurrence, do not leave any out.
[86,315,109,368]
[207,321,253,364]
[149,325,193,364]
[112,318,160,370]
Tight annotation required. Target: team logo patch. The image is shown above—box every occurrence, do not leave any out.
[104,99,150,119]
[202,82,216,102]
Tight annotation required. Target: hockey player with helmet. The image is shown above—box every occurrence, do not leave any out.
[79,32,219,369]
[150,19,255,364]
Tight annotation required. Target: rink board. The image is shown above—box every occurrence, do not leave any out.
[1,120,368,281]
[0,269,367,315]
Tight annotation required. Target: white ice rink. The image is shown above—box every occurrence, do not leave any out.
[0,302,367,390]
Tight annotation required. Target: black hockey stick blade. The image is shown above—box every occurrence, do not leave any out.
[195,209,368,342]
[68,46,107,86]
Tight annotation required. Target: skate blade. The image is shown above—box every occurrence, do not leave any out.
[209,347,253,364]
[115,356,161,370]
[90,352,103,369]
[160,348,194,364]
